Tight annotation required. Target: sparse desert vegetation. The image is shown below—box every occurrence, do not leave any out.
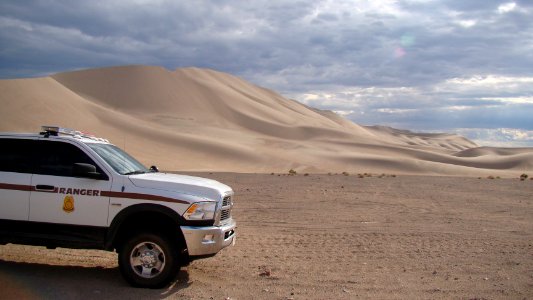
[377,173,397,178]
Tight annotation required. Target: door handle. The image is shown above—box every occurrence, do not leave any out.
[35,185,56,191]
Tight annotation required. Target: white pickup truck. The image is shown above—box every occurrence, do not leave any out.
[0,126,236,288]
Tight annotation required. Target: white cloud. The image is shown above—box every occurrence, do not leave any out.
[438,75,533,104]
[376,108,419,114]
[453,128,533,147]
[479,96,533,105]
[333,110,354,116]
[497,2,516,14]
[443,105,472,111]
[456,19,477,28]
[445,75,533,86]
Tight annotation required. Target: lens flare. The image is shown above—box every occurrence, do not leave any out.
[400,34,415,47]
[393,34,415,59]
[394,47,406,58]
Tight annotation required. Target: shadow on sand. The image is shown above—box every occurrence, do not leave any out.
[0,259,190,299]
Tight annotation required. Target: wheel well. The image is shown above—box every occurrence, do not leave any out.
[108,206,186,253]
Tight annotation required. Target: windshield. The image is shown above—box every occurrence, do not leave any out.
[88,143,149,175]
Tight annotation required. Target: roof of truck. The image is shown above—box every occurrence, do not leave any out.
[0,126,110,144]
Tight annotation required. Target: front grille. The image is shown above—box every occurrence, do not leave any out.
[219,195,232,222]
[222,196,232,206]
[220,209,231,221]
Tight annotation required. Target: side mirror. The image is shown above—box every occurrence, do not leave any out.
[73,163,103,179]
[150,165,159,172]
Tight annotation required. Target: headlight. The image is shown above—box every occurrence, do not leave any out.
[183,202,217,220]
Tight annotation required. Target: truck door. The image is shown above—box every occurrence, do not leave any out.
[29,140,112,227]
[0,138,34,221]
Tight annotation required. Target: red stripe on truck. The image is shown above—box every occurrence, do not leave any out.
[0,183,32,191]
[0,183,189,205]
[100,191,189,204]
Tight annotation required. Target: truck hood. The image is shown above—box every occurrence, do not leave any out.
[128,173,231,201]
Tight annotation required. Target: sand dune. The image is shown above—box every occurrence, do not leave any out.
[453,146,533,157]
[1,65,532,176]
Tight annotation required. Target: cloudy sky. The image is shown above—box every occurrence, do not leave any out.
[1,0,532,146]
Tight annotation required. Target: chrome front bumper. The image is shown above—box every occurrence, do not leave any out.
[181,219,236,256]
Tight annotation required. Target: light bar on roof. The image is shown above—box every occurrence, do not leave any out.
[40,125,109,142]
[41,125,60,134]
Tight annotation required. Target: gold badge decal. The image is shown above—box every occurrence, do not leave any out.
[63,195,75,213]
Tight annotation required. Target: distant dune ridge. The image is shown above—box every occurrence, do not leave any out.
[1,65,532,176]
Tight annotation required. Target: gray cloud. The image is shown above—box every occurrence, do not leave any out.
[1,0,532,145]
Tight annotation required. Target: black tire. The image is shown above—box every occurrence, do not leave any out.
[118,232,180,288]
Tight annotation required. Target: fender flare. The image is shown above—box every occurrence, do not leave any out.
[105,204,182,250]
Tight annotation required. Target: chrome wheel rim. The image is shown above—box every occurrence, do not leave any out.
[129,241,166,279]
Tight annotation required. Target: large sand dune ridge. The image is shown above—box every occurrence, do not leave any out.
[1,65,531,176]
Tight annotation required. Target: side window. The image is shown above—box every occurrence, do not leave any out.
[35,141,105,177]
[0,138,35,173]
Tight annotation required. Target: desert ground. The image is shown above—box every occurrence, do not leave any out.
[1,173,532,299]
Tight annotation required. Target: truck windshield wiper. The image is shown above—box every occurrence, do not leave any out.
[124,170,146,175]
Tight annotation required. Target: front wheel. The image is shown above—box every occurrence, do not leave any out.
[118,233,180,288]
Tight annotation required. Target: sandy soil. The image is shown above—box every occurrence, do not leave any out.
[1,173,532,299]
